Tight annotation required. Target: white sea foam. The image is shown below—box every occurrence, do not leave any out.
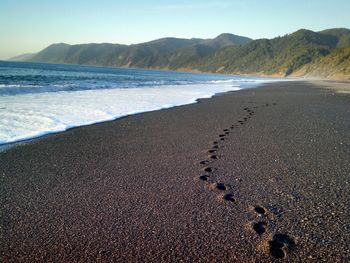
[0,82,246,145]
[0,61,281,145]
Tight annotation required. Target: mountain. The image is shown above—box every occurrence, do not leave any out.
[201,33,253,48]
[29,43,128,65]
[9,53,36,61]
[20,33,251,69]
[196,28,350,77]
[11,28,350,79]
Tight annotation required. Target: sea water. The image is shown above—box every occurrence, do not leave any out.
[0,61,277,145]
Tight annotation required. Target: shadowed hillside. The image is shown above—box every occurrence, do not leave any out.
[22,34,251,69]
[12,28,350,79]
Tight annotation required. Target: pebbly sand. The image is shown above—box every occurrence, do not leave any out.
[1,81,349,262]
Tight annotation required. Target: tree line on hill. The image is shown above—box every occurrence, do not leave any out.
[11,28,350,79]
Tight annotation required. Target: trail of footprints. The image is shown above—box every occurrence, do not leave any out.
[195,103,296,259]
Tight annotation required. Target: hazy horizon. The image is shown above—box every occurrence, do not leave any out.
[1,0,350,60]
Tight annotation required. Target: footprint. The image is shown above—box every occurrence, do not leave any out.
[223,129,229,132]
[200,160,209,165]
[212,145,219,149]
[199,175,210,181]
[254,206,266,215]
[252,222,267,235]
[219,134,225,138]
[210,155,218,159]
[208,149,216,154]
[214,183,229,191]
[220,138,225,141]
[213,141,218,145]
[223,193,235,202]
[269,234,296,259]
[225,131,229,135]
[204,167,214,173]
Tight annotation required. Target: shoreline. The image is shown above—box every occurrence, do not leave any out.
[0,81,267,152]
[5,60,350,80]
[1,80,349,262]
[1,60,285,152]
[0,93,242,153]
[1,78,347,153]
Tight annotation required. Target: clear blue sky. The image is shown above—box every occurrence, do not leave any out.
[1,0,349,59]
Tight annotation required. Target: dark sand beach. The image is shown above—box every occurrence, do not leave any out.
[1,81,349,262]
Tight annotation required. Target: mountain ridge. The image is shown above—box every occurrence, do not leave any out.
[11,28,350,79]
[14,33,250,70]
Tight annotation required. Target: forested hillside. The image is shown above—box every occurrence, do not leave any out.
[11,28,350,79]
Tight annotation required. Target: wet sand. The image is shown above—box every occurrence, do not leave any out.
[1,81,349,262]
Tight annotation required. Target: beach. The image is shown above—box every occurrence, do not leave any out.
[1,81,349,262]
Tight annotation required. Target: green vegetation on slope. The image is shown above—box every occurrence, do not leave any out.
[25,34,252,69]
[13,28,350,79]
[296,46,350,79]
[197,29,349,76]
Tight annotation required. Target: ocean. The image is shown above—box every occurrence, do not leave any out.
[0,61,277,145]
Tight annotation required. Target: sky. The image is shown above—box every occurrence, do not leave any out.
[1,0,350,59]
